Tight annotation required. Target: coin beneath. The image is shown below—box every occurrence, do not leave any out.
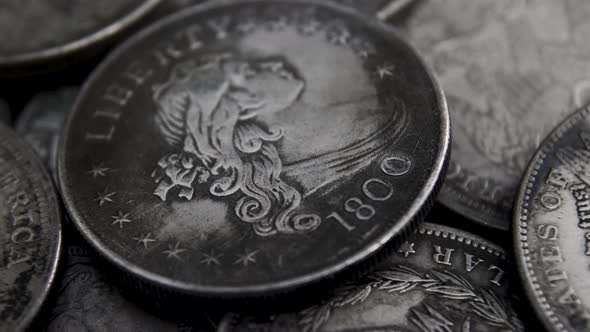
[401,0,590,230]
[58,0,449,298]
[43,239,217,332]
[0,0,160,75]
[0,124,62,331]
[515,105,590,331]
[219,222,524,331]
[16,87,78,179]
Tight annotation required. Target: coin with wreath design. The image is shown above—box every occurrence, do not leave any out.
[219,222,523,332]
[58,0,449,298]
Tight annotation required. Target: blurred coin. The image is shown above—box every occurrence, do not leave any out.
[0,98,11,124]
[0,124,61,331]
[16,87,78,179]
[58,0,449,299]
[219,222,524,331]
[43,240,217,332]
[0,0,161,76]
[401,0,590,230]
[515,105,590,331]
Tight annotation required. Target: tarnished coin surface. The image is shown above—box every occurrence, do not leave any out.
[43,240,217,332]
[16,87,77,178]
[402,0,590,230]
[515,105,590,331]
[219,222,524,332]
[58,0,449,298]
[0,124,61,331]
[0,0,160,74]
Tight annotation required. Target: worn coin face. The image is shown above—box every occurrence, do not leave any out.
[58,0,449,298]
[515,105,590,331]
[219,222,523,332]
[0,0,160,73]
[16,88,77,179]
[43,240,216,332]
[401,0,590,230]
[0,124,61,331]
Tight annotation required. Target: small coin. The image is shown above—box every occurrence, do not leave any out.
[515,105,590,331]
[218,222,524,331]
[0,124,61,331]
[16,87,78,178]
[58,0,449,298]
[0,0,161,75]
[400,0,590,230]
[43,240,217,332]
[0,98,11,124]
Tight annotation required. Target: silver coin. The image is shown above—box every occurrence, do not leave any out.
[0,124,62,331]
[515,105,590,332]
[58,0,449,298]
[0,0,161,75]
[43,241,217,332]
[16,87,78,179]
[219,222,524,332]
[401,0,590,230]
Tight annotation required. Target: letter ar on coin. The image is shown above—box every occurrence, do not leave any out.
[58,0,449,299]
[400,0,590,230]
[515,105,590,332]
[218,222,524,331]
[16,87,78,179]
[0,0,161,77]
[0,124,61,331]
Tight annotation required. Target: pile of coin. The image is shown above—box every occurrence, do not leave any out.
[0,1,588,331]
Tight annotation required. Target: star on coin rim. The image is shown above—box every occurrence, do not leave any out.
[0,0,161,68]
[514,105,590,332]
[57,0,450,297]
[0,124,62,331]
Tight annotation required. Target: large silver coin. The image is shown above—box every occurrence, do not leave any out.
[0,124,61,331]
[402,0,590,230]
[58,0,449,298]
[219,222,524,331]
[16,87,78,178]
[0,0,160,75]
[515,105,590,332]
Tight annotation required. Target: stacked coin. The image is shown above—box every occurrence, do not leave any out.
[2,0,590,331]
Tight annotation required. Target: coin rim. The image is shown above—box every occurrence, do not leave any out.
[0,0,161,68]
[0,123,62,331]
[513,104,590,332]
[57,0,450,297]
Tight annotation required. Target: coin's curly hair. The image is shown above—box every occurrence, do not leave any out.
[152,53,321,236]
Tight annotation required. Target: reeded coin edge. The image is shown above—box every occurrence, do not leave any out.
[217,221,506,331]
[514,105,590,332]
[57,0,450,297]
[439,184,508,231]
[0,124,62,331]
[0,0,162,67]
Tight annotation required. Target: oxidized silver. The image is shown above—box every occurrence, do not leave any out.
[219,222,524,331]
[515,105,590,332]
[0,124,61,331]
[0,0,161,76]
[402,0,590,230]
[16,87,78,179]
[58,0,449,298]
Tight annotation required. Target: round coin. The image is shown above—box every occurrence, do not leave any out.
[401,0,590,230]
[58,0,449,298]
[515,105,590,331]
[16,87,78,179]
[0,0,161,76]
[0,124,61,331]
[219,222,524,331]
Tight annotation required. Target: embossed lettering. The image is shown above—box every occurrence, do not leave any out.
[558,287,582,305]
[180,24,203,50]
[208,17,231,39]
[7,246,31,267]
[546,269,568,284]
[433,246,453,265]
[11,227,34,243]
[123,62,154,86]
[344,197,375,221]
[464,253,484,272]
[540,191,561,211]
[327,212,355,232]
[541,246,563,264]
[537,224,559,240]
[362,178,393,201]
[85,126,114,142]
[92,109,121,121]
[488,265,504,286]
[103,84,133,106]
